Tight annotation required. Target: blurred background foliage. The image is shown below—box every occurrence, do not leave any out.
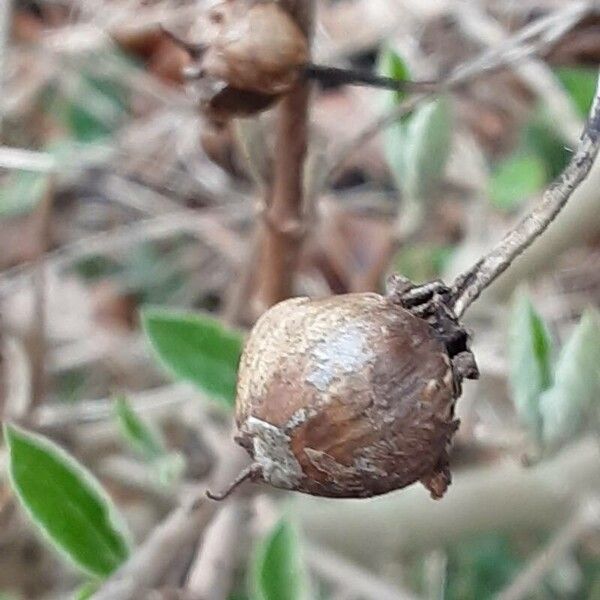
[1,1,600,599]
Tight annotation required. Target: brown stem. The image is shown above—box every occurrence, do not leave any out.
[26,179,54,413]
[253,0,315,311]
[450,72,600,318]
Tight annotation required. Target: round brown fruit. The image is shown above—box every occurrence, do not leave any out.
[235,292,471,499]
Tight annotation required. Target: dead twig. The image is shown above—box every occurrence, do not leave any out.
[450,72,600,317]
[185,499,244,600]
[453,1,583,146]
[91,445,250,600]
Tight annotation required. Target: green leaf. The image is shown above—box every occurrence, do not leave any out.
[3,424,131,577]
[0,171,48,217]
[523,117,570,180]
[44,52,129,143]
[489,153,547,211]
[73,580,100,600]
[114,396,165,461]
[154,452,186,487]
[401,97,453,201]
[142,308,243,408]
[378,46,412,104]
[251,519,311,600]
[509,292,553,437]
[0,140,112,219]
[380,48,411,186]
[395,243,454,284]
[114,396,185,487]
[539,309,600,446]
[555,67,598,118]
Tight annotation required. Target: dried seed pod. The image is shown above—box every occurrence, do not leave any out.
[230,289,478,500]
[185,0,309,121]
[201,2,309,95]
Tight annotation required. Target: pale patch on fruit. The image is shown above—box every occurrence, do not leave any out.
[244,416,303,489]
[307,324,374,392]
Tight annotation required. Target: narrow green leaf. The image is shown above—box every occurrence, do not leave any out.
[509,292,553,437]
[539,309,600,446]
[45,51,129,143]
[73,580,100,600]
[523,116,570,180]
[251,519,311,600]
[114,396,165,461]
[142,308,243,408]
[489,153,547,211]
[401,97,453,202]
[0,171,48,217]
[3,424,131,577]
[555,66,598,118]
[379,47,411,192]
[378,46,412,104]
[114,396,185,487]
[395,243,454,284]
[154,452,186,487]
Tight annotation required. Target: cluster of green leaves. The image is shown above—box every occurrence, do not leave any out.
[73,241,189,306]
[509,290,600,449]
[1,49,130,218]
[489,66,598,211]
[379,47,453,208]
[3,306,313,598]
[407,529,600,600]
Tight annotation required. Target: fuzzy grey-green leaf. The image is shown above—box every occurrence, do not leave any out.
[142,308,243,408]
[4,424,130,577]
[489,153,547,211]
[539,309,600,446]
[509,291,553,438]
[402,97,453,202]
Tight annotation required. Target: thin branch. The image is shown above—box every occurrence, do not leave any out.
[325,1,594,182]
[450,72,600,318]
[496,498,600,600]
[0,207,245,299]
[91,500,215,600]
[452,1,583,146]
[91,446,250,600]
[25,179,54,413]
